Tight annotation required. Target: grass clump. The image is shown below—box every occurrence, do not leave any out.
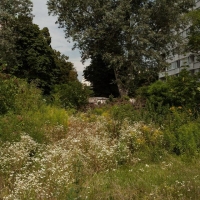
[0,74,200,199]
[81,157,200,200]
[0,76,69,143]
[1,110,200,199]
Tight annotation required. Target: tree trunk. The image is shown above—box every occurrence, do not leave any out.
[113,68,128,97]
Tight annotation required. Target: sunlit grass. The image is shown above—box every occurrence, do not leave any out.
[0,81,200,200]
[81,156,200,200]
[0,110,200,199]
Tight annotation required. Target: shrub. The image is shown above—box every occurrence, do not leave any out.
[0,75,18,115]
[137,68,200,113]
[52,81,92,110]
[14,80,44,113]
[167,68,200,110]
[0,75,69,143]
[0,75,44,115]
[164,120,200,156]
[146,80,171,106]
[0,105,69,143]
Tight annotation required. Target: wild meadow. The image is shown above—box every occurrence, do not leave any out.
[0,76,200,200]
[1,0,200,199]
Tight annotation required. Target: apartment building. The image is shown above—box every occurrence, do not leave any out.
[159,0,200,80]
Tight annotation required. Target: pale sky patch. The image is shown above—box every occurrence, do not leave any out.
[32,0,90,81]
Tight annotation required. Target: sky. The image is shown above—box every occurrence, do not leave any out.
[31,0,90,81]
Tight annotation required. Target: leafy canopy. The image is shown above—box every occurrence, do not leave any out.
[1,6,77,94]
[47,0,194,96]
[83,55,119,97]
[138,68,200,110]
[0,0,33,67]
[187,9,200,54]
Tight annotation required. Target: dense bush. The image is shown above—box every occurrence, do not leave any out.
[0,75,44,115]
[0,76,69,143]
[138,68,200,112]
[0,74,18,115]
[167,69,200,109]
[52,81,92,110]
[163,107,200,156]
[0,72,200,199]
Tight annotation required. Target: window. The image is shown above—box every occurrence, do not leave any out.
[171,62,177,69]
[180,58,188,66]
[188,55,194,64]
[168,60,180,70]
[180,28,190,39]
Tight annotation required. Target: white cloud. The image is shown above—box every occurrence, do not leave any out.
[31,0,90,81]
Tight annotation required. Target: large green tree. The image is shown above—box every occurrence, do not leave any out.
[47,0,194,96]
[1,14,77,94]
[14,17,77,94]
[52,50,78,85]
[83,55,119,97]
[12,16,57,93]
[0,0,33,67]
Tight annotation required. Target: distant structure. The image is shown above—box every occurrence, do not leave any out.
[81,78,91,87]
[159,0,200,79]
[88,97,108,105]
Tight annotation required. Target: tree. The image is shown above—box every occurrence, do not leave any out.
[5,16,57,93]
[0,0,78,95]
[47,0,194,96]
[83,55,119,97]
[52,81,92,110]
[52,50,78,85]
[0,0,33,67]
[1,14,77,94]
[186,9,200,54]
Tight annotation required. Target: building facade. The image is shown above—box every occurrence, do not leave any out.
[159,0,200,80]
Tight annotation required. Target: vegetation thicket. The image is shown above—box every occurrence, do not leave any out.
[0,70,200,199]
[1,0,200,199]
[0,0,78,94]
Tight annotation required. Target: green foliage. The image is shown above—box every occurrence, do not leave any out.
[0,0,33,67]
[146,80,171,106]
[13,16,76,94]
[0,75,43,115]
[52,81,92,110]
[110,104,135,123]
[0,76,69,143]
[0,104,69,143]
[0,75,17,115]
[141,101,170,125]
[164,120,200,156]
[53,50,78,85]
[186,9,200,53]
[167,69,200,110]
[1,13,76,94]
[47,0,194,96]
[83,55,119,97]
[139,68,200,111]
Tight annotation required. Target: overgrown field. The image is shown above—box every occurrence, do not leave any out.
[0,77,200,199]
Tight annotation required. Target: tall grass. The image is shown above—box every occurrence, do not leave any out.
[0,77,200,199]
[81,157,200,200]
[0,77,69,143]
[0,110,200,199]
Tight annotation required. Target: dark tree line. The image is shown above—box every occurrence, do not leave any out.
[0,0,77,94]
